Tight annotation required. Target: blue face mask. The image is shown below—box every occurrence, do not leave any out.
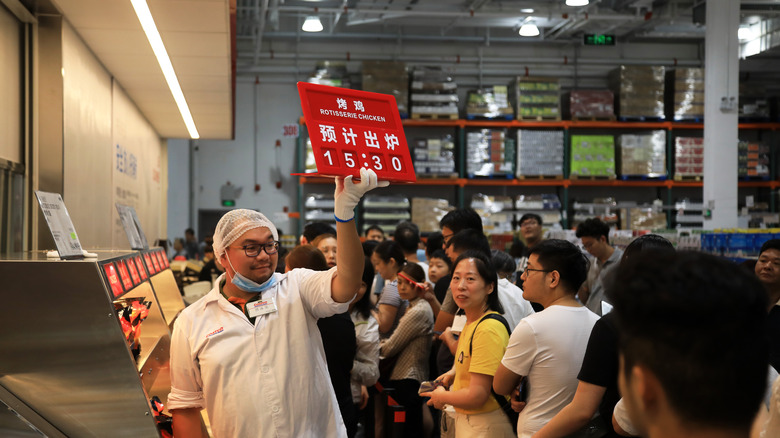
[226,254,277,293]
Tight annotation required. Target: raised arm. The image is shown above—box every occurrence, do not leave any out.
[331,168,388,302]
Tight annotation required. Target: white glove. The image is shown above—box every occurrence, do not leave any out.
[334,168,389,222]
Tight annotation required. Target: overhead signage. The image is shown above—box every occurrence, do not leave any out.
[584,34,616,46]
[35,191,84,260]
[296,82,416,183]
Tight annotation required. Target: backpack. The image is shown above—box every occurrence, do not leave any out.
[468,313,519,434]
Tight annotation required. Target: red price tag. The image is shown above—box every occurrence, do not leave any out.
[127,257,141,285]
[150,252,161,272]
[144,253,156,274]
[159,249,169,268]
[296,82,416,183]
[116,260,133,291]
[135,256,148,280]
[103,263,124,297]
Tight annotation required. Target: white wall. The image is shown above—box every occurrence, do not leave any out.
[167,138,190,245]
[62,22,166,249]
[192,81,302,235]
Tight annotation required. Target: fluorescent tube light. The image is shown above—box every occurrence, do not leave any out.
[519,23,540,37]
[302,16,324,33]
[566,0,590,6]
[130,0,200,139]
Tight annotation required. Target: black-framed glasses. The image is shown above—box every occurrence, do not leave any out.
[523,267,551,276]
[232,241,280,257]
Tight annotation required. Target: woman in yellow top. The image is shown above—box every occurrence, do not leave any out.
[422,250,515,437]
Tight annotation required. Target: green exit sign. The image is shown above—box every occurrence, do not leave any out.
[584,34,616,46]
[221,199,236,207]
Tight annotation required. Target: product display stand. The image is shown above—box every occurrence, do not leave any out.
[0,248,185,437]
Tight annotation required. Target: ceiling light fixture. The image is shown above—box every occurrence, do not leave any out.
[566,0,590,6]
[519,22,540,37]
[520,8,534,13]
[738,26,754,40]
[302,16,324,33]
[130,0,199,139]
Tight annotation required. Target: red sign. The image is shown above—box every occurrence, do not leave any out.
[126,257,141,285]
[144,253,156,274]
[102,263,124,297]
[135,256,148,280]
[150,251,161,272]
[296,82,416,183]
[116,260,133,291]
[156,250,168,269]
[159,249,169,268]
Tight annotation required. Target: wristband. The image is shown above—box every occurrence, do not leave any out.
[334,214,354,223]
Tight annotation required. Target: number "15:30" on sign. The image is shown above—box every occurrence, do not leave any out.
[323,149,404,172]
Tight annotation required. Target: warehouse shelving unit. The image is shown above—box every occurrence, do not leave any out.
[296,118,780,233]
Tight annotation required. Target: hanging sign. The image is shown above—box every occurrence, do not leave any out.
[295,82,416,183]
[35,191,84,259]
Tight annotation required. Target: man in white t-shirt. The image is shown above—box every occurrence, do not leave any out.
[168,169,387,438]
[494,239,599,438]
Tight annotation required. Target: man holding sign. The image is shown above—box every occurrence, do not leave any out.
[168,168,388,437]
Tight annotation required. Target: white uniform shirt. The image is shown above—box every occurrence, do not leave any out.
[168,268,349,438]
[497,278,535,331]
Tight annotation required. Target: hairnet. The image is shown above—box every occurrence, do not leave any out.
[212,209,279,258]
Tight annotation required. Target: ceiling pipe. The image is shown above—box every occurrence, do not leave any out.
[236,51,702,67]
[236,64,610,78]
[266,5,641,22]
[253,0,270,66]
[253,31,573,44]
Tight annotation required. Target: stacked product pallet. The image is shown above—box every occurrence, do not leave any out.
[510,77,561,120]
[738,141,770,178]
[307,61,351,88]
[564,90,615,120]
[516,195,562,228]
[412,135,457,178]
[362,61,409,118]
[570,135,616,178]
[609,66,665,120]
[409,67,459,119]
[471,195,515,235]
[739,83,772,120]
[666,68,704,121]
[516,130,564,177]
[466,129,515,178]
[617,130,667,178]
[361,195,411,235]
[411,198,453,233]
[674,137,704,179]
[304,194,336,227]
[465,86,513,119]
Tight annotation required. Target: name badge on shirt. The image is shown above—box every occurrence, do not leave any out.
[450,314,467,334]
[247,297,278,318]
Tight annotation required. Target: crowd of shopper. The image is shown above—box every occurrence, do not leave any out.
[167,170,779,438]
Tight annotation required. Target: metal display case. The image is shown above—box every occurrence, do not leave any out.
[0,248,185,437]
